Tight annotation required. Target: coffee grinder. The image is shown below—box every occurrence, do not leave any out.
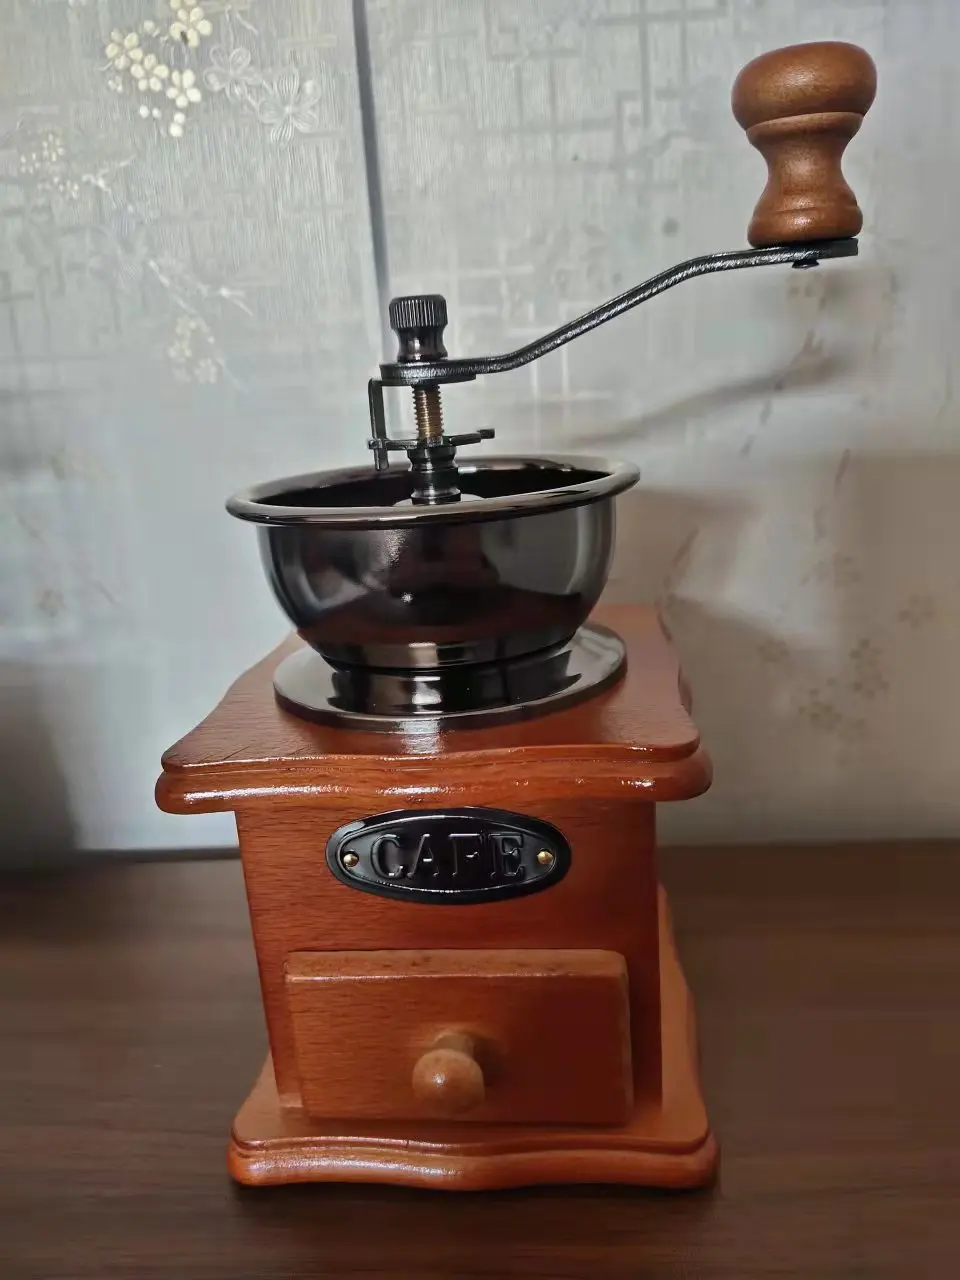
[157,42,876,1189]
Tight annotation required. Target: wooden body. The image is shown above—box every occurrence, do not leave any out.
[157,604,717,1189]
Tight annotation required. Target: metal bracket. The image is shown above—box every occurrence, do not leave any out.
[367,428,495,454]
[367,379,390,471]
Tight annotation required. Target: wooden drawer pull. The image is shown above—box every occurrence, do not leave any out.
[412,1032,485,1117]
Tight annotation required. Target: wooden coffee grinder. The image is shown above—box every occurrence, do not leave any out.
[157,43,875,1190]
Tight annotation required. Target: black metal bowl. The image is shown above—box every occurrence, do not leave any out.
[226,455,639,671]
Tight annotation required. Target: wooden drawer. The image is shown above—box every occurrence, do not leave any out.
[285,949,633,1125]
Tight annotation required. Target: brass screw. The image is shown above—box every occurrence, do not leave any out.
[536,849,554,867]
[342,851,360,869]
[412,386,444,442]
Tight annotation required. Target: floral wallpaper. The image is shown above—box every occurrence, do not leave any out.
[1,0,379,857]
[6,1,373,394]
[101,6,326,146]
[2,0,959,859]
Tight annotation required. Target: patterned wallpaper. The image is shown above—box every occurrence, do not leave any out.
[2,0,957,858]
[0,0,380,857]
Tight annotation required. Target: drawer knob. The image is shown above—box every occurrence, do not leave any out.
[412,1032,485,1116]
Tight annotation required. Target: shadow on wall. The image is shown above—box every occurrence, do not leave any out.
[601,486,819,841]
[0,665,75,869]
[582,352,856,457]
[600,451,960,845]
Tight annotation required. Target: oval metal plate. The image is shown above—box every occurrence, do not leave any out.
[325,807,570,904]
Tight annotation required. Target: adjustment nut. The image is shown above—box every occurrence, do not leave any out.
[389,294,447,331]
[389,294,448,363]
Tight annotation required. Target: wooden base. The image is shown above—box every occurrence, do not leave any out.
[158,608,716,1191]
[228,886,717,1191]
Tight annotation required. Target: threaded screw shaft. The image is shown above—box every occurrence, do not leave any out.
[412,386,444,442]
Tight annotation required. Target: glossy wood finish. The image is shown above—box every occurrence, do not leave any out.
[155,604,712,1189]
[156,605,710,813]
[732,42,877,246]
[285,949,632,1125]
[412,1032,486,1117]
[229,889,712,1189]
[4,845,960,1277]
[232,801,664,1112]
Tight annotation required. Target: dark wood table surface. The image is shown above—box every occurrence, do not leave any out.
[2,843,959,1278]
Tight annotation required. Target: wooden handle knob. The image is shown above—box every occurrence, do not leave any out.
[412,1032,485,1117]
[732,41,877,247]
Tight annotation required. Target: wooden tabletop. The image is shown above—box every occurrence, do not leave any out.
[2,843,959,1278]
